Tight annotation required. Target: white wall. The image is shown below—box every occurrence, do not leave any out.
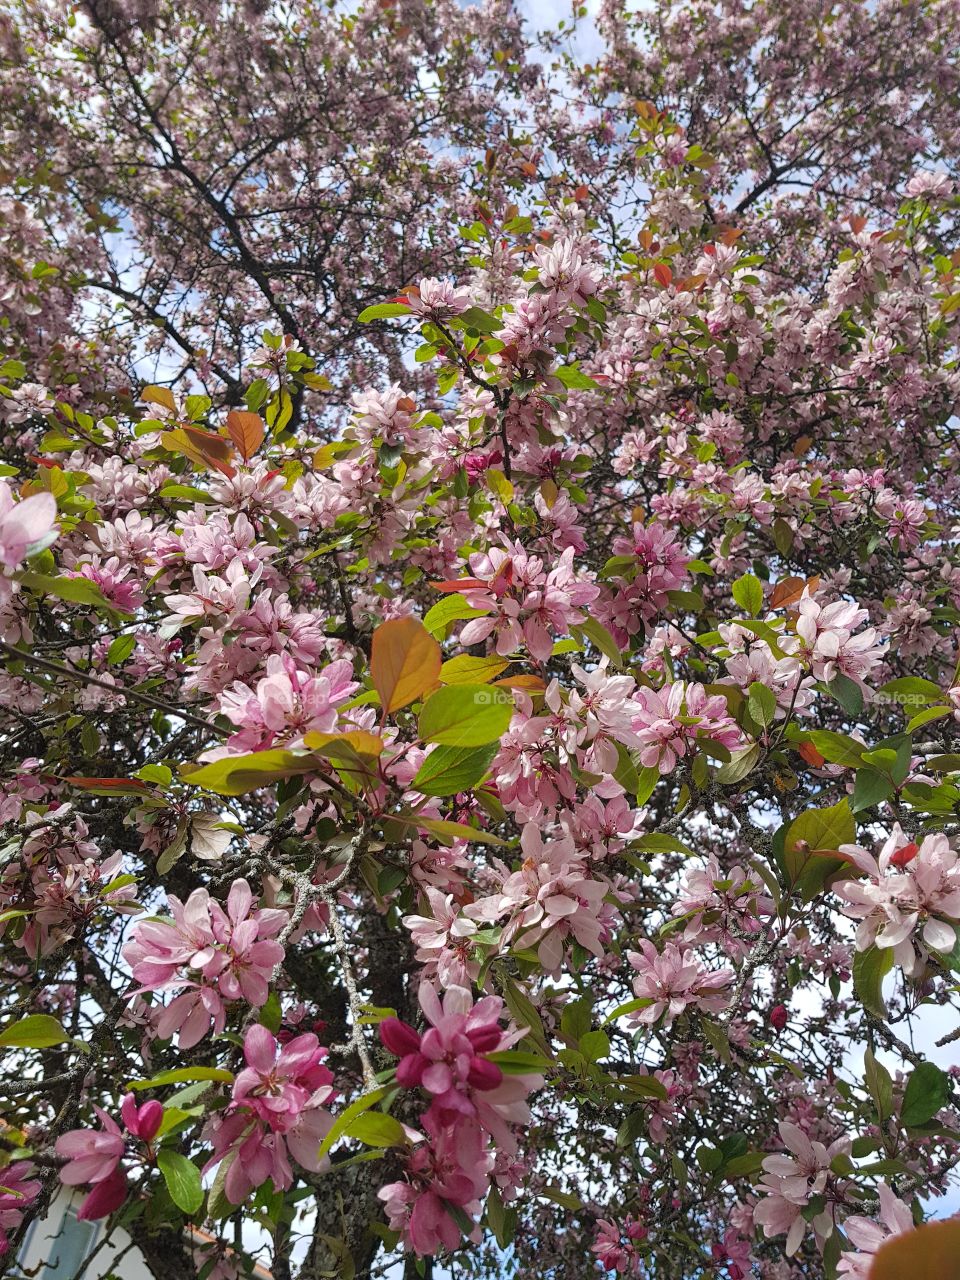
[17,1191,154,1280]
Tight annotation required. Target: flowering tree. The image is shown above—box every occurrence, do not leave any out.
[2,2,960,1279]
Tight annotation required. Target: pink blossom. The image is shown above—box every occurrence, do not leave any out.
[380,982,540,1148]
[795,593,885,687]
[56,1107,125,1187]
[0,483,57,593]
[753,1120,851,1255]
[591,1217,646,1273]
[631,681,741,774]
[625,940,734,1027]
[0,1161,40,1255]
[836,1183,914,1278]
[457,542,598,662]
[216,653,358,751]
[406,277,470,318]
[203,1024,336,1203]
[377,1117,489,1256]
[403,886,479,988]
[833,827,960,976]
[123,880,286,1047]
[56,1095,162,1221]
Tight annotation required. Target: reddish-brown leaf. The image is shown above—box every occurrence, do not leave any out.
[225,410,265,461]
[141,384,176,413]
[370,617,442,713]
[770,576,807,609]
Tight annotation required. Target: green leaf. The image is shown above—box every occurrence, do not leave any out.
[411,743,498,797]
[936,925,960,973]
[458,306,500,334]
[772,518,794,556]
[135,764,172,787]
[612,741,639,795]
[126,1067,234,1091]
[828,672,864,717]
[781,799,855,900]
[723,1151,766,1180]
[181,749,321,796]
[156,821,189,876]
[612,1073,668,1100]
[900,1062,950,1128]
[537,1185,582,1211]
[485,1183,517,1248]
[879,677,943,705]
[423,594,485,638]
[851,767,894,813]
[732,573,763,616]
[499,977,552,1058]
[357,302,410,322]
[207,1151,239,1216]
[796,729,867,768]
[906,705,951,732]
[633,833,695,856]
[390,812,507,846]
[636,766,660,805]
[864,1046,893,1122]
[579,1030,610,1062]
[554,362,600,389]
[853,945,895,1019]
[156,1151,204,1214]
[575,616,622,667]
[346,1112,408,1149]
[560,999,592,1042]
[158,483,212,503]
[418,684,513,747]
[107,633,136,665]
[318,1087,393,1160]
[485,1050,552,1074]
[19,571,128,615]
[439,655,509,685]
[0,1014,68,1049]
[602,997,654,1026]
[747,681,777,729]
[715,742,760,784]
[259,991,282,1034]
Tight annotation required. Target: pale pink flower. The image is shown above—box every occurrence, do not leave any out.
[403,887,479,988]
[406,277,470,317]
[837,1183,913,1278]
[0,483,57,571]
[632,681,741,774]
[834,827,960,976]
[625,940,734,1027]
[216,652,357,751]
[123,880,286,1046]
[795,592,885,686]
[753,1120,851,1255]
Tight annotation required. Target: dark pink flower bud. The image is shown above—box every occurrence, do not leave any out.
[380,1017,421,1057]
[77,1167,127,1221]
[466,1057,503,1091]
[135,1100,164,1142]
[396,1054,427,1088]
[466,1024,501,1053]
[120,1092,163,1141]
[769,1004,788,1032]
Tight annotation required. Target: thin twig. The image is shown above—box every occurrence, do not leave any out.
[0,641,216,734]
